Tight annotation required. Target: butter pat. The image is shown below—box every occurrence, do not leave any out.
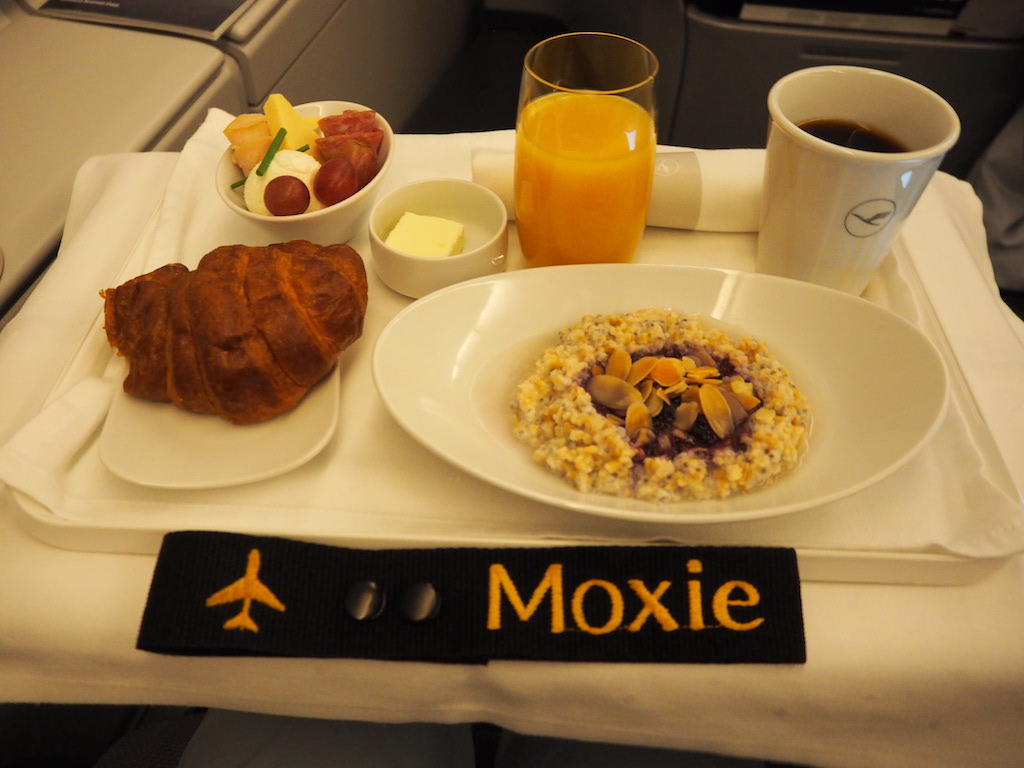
[385,212,465,258]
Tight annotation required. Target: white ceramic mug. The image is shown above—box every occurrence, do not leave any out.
[756,66,960,295]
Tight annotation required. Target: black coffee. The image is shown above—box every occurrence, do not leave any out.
[798,118,909,153]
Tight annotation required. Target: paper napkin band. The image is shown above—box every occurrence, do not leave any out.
[138,531,805,664]
[470,148,765,232]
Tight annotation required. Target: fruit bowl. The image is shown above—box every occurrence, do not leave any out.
[215,100,394,244]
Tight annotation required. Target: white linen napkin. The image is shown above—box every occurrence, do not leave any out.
[471,147,764,232]
[0,109,233,512]
[0,151,177,446]
[897,177,1024,498]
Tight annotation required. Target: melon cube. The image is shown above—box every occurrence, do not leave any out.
[223,113,270,148]
[264,93,321,160]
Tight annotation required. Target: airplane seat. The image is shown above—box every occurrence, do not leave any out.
[92,709,206,768]
[968,101,1024,293]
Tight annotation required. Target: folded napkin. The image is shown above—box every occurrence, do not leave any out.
[0,152,177,448]
[0,110,233,510]
[896,176,1024,500]
[471,147,764,232]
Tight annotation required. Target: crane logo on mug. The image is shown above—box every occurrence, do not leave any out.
[844,198,897,238]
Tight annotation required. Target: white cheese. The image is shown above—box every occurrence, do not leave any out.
[385,212,465,258]
[243,149,324,216]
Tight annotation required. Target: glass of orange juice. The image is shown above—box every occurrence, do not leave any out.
[514,32,658,267]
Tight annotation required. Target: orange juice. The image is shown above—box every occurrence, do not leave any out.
[514,92,656,267]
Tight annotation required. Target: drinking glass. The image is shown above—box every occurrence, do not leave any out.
[514,32,658,267]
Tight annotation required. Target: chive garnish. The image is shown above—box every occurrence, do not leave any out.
[256,127,287,176]
[297,144,310,153]
[230,178,246,189]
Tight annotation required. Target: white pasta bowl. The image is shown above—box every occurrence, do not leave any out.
[369,178,509,298]
[215,100,394,244]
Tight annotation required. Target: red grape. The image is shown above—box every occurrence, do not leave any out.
[264,175,310,216]
[313,158,360,206]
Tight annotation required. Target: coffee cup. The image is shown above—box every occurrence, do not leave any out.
[756,65,960,295]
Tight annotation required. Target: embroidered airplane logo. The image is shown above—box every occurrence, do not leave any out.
[205,548,285,633]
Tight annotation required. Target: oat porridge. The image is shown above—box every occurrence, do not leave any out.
[511,308,810,502]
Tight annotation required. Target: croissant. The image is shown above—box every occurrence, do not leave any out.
[101,240,368,424]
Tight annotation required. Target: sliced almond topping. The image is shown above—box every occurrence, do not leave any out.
[673,401,699,432]
[676,384,701,402]
[720,388,751,423]
[625,356,658,386]
[650,357,685,387]
[625,400,654,443]
[605,347,632,380]
[645,389,665,418]
[661,380,690,396]
[691,348,717,368]
[586,375,643,411]
[636,378,653,402]
[729,379,761,410]
[634,428,655,446]
[686,365,722,381]
[699,382,735,439]
[732,391,760,410]
[585,344,759,448]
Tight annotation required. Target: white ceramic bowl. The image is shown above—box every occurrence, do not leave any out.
[216,100,394,244]
[369,179,509,298]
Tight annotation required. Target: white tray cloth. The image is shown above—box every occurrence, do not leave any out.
[0,111,1022,584]
[2,115,1024,768]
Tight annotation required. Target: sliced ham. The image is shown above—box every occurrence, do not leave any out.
[319,110,379,136]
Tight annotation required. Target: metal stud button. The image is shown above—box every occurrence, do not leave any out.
[344,580,386,621]
[399,582,440,622]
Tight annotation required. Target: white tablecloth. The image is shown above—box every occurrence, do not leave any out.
[1,119,1023,768]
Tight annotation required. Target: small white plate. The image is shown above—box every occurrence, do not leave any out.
[372,264,949,524]
[99,367,340,489]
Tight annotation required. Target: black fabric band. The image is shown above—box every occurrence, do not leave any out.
[137,531,805,664]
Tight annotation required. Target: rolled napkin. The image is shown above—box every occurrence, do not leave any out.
[471,147,764,232]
